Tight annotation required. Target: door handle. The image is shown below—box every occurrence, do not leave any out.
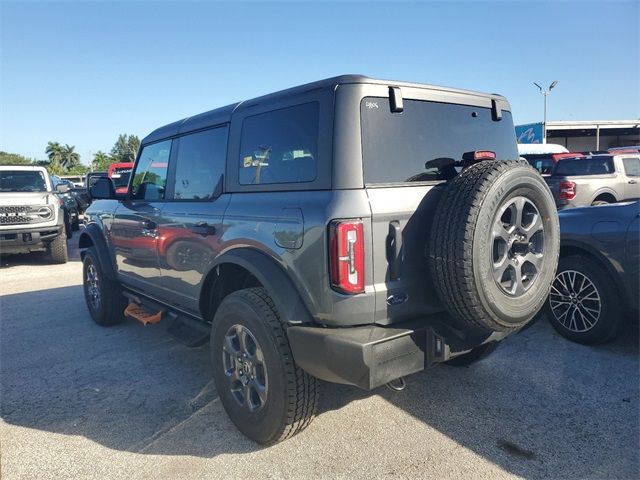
[386,221,403,280]
[628,179,638,184]
[189,222,216,236]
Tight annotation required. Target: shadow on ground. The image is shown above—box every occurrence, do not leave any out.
[1,278,638,477]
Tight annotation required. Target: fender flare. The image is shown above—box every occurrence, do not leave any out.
[78,223,118,281]
[207,249,314,325]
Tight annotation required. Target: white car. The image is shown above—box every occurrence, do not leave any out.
[0,165,68,263]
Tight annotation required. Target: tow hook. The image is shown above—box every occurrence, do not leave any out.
[385,377,406,392]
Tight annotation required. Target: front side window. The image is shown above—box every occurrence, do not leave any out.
[172,127,228,200]
[131,140,171,200]
[622,157,640,177]
[239,103,319,185]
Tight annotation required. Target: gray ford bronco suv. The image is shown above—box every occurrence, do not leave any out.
[80,75,559,444]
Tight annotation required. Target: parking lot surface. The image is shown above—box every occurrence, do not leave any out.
[1,232,638,479]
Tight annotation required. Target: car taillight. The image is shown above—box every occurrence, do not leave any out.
[329,219,364,294]
[559,181,577,200]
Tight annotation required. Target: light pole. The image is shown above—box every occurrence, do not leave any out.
[533,80,558,144]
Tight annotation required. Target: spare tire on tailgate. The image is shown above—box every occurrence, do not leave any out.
[429,160,559,333]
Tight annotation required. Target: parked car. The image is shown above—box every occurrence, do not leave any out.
[521,152,582,175]
[81,75,560,444]
[544,153,640,209]
[545,201,639,344]
[107,162,133,194]
[0,166,68,263]
[51,175,80,234]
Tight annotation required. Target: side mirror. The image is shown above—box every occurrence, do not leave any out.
[56,184,70,193]
[89,177,116,200]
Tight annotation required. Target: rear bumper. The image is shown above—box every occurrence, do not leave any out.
[288,312,512,390]
[0,225,64,254]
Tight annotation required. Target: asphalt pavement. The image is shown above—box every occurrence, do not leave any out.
[1,231,638,479]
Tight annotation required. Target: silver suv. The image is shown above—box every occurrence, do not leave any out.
[80,75,560,444]
[545,154,640,208]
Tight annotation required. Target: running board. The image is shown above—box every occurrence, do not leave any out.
[122,290,209,347]
[124,302,163,325]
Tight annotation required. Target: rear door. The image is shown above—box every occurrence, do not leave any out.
[360,94,519,325]
[156,126,230,314]
[621,156,640,200]
[111,140,171,294]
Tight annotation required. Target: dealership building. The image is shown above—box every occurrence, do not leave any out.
[516,120,639,151]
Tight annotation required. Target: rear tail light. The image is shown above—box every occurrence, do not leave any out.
[462,150,496,162]
[559,181,577,200]
[329,219,364,294]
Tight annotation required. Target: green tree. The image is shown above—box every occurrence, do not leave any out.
[110,134,140,163]
[91,151,112,171]
[45,141,65,175]
[0,151,35,165]
[60,144,81,170]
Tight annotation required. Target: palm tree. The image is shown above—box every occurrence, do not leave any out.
[92,151,111,171]
[60,144,80,170]
[45,141,64,174]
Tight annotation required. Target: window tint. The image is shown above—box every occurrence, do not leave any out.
[239,103,319,185]
[131,140,171,200]
[622,157,640,176]
[555,157,614,176]
[0,171,47,192]
[361,97,518,184]
[173,127,228,200]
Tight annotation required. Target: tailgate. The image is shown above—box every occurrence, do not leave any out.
[366,185,445,325]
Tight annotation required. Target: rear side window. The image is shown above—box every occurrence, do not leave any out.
[239,103,319,185]
[131,140,171,200]
[555,157,614,176]
[622,157,640,176]
[361,97,518,184]
[172,127,228,200]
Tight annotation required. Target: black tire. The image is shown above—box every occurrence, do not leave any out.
[446,342,499,367]
[211,287,317,445]
[48,234,68,264]
[82,248,126,326]
[64,211,73,239]
[429,160,560,333]
[71,213,80,231]
[544,255,623,344]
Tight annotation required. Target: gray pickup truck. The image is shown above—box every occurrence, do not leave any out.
[81,75,560,444]
[545,154,640,209]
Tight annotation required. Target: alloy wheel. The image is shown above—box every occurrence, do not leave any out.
[549,270,601,332]
[492,196,545,296]
[221,324,268,412]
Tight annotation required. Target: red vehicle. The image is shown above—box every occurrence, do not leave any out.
[108,162,134,194]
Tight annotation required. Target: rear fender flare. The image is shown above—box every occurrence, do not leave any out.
[206,249,313,326]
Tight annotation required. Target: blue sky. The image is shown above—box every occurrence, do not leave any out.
[1,0,638,163]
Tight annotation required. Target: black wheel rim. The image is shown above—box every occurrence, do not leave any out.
[86,262,101,311]
[491,196,545,297]
[221,324,268,412]
[549,270,601,332]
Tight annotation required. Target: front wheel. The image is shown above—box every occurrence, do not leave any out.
[544,255,622,344]
[82,248,126,326]
[211,288,317,445]
[48,234,68,264]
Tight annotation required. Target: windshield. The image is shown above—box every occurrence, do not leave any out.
[523,154,555,175]
[361,97,518,184]
[0,170,48,192]
[110,167,132,188]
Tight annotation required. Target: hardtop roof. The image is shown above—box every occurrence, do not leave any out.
[142,74,508,145]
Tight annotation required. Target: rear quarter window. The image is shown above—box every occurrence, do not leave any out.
[622,157,640,176]
[239,102,319,185]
